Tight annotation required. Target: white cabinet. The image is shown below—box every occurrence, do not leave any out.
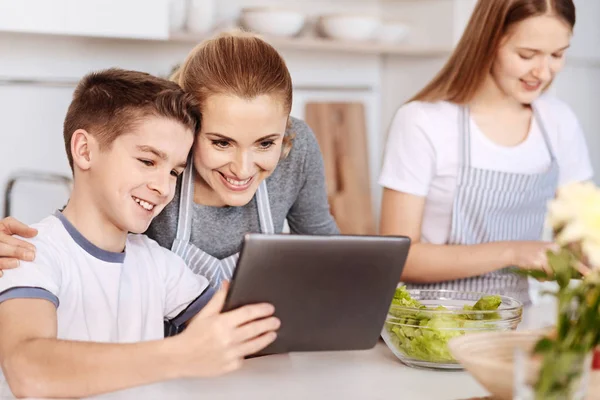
[0,0,169,39]
[0,0,66,34]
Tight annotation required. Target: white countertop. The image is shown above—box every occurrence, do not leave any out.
[0,303,556,400]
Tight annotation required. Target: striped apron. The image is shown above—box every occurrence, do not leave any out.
[164,161,275,336]
[407,105,559,306]
[171,160,276,289]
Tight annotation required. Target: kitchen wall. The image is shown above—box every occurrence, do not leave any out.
[552,0,600,178]
[0,0,598,226]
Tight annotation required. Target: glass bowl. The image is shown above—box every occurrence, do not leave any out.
[381,289,523,370]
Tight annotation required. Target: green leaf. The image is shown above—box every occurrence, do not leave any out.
[546,249,572,288]
[533,337,555,354]
[511,268,551,280]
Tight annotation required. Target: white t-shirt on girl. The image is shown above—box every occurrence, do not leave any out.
[378,94,594,245]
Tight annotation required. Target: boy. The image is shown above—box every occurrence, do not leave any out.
[0,69,279,399]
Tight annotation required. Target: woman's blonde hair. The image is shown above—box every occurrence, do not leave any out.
[410,0,575,104]
[172,30,295,158]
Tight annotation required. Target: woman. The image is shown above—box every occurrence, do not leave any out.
[378,0,593,305]
[0,31,339,289]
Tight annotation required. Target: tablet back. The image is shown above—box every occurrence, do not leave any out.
[223,234,410,355]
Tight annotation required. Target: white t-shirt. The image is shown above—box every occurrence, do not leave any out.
[0,212,211,343]
[378,94,594,245]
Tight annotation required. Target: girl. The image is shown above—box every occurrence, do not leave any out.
[378,0,593,305]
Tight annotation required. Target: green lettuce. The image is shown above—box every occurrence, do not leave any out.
[385,287,503,363]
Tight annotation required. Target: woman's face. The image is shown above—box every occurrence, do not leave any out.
[192,94,288,207]
[492,14,572,104]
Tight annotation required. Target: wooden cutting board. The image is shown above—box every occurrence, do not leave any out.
[305,102,375,235]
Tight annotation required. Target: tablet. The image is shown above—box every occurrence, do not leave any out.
[223,233,410,356]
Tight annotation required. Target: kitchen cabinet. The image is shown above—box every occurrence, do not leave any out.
[0,0,169,39]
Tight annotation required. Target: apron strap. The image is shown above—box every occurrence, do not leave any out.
[175,158,275,243]
[531,104,557,161]
[256,181,275,234]
[459,106,471,168]
[174,154,195,242]
[457,106,472,187]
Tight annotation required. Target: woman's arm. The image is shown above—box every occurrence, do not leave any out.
[379,188,553,282]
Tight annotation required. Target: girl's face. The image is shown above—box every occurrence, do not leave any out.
[491,14,571,104]
[192,94,288,207]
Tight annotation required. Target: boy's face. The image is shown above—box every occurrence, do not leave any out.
[90,116,193,234]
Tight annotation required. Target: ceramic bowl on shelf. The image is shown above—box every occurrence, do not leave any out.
[381,289,523,370]
[317,14,380,41]
[240,8,306,38]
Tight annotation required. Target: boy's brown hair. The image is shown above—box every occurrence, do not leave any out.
[63,68,201,172]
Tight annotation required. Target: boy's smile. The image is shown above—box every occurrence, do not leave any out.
[132,196,156,211]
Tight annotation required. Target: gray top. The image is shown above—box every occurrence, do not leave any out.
[146,117,339,259]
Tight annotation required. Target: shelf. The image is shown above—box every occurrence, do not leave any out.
[168,32,451,57]
[0,28,451,58]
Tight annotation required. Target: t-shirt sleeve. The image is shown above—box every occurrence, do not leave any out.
[554,101,594,186]
[378,103,437,197]
[0,238,61,308]
[161,249,212,325]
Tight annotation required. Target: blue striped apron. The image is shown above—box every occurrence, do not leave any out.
[171,160,275,289]
[407,105,559,306]
[164,161,275,336]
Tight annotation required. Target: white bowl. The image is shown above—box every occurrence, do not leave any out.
[240,9,306,38]
[318,14,380,41]
[375,22,409,43]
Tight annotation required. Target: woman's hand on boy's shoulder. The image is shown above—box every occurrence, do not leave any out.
[0,217,38,275]
[168,282,280,378]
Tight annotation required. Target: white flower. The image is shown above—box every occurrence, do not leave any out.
[547,181,600,269]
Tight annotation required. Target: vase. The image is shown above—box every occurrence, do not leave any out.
[514,347,593,400]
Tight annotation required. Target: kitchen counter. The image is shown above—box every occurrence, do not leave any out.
[0,304,556,400]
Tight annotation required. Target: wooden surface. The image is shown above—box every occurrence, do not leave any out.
[305,102,376,235]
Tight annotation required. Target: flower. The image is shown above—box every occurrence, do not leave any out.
[532,182,600,398]
[547,181,600,269]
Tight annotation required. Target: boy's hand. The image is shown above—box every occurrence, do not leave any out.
[0,217,38,275]
[172,282,280,378]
